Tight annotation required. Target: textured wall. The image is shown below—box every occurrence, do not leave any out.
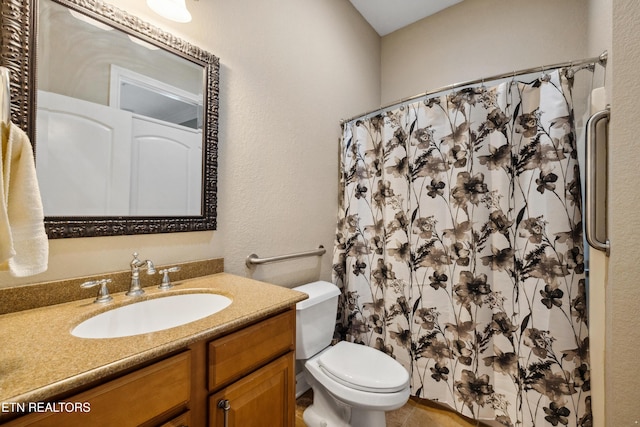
[1,0,380,287]
[380,0,589,104]
[609,1,640,424]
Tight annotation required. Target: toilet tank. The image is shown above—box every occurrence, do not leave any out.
[293,281,341,360]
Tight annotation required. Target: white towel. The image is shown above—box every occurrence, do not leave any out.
[0,122,49,277]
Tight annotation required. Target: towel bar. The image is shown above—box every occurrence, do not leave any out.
[246,245,326,268]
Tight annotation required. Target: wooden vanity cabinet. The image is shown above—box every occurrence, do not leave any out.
[4,308,296,427]
[207,310,296,427]
[4,351,191,427]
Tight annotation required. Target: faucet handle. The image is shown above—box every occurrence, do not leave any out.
[158,266,181,290]
[81,278,113,304]
[131,252,156,274]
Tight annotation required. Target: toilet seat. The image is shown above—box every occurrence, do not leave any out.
[317,341,410,393]
[304,348,411,412]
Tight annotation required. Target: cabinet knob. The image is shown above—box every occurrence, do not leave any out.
[217,399,231,427]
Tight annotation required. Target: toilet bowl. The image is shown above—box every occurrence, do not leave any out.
[294,281,410,427]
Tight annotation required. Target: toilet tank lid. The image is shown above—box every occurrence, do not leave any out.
[293,281,340,310]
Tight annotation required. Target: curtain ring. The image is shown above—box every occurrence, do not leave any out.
[540,65,551,82]
[566,61,575,79]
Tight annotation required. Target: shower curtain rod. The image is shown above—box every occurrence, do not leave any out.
[341,51,608,125]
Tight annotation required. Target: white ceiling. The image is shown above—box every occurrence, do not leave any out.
[349,0,463,36]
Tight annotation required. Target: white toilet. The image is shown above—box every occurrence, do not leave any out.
[294,281,410,427]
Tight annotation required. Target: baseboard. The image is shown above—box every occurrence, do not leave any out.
[296,372,311,398]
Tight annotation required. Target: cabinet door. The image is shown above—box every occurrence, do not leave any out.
[209,352,295,427]
[130,116,202,216]
[158,410,191,427]
[36,90,133,216]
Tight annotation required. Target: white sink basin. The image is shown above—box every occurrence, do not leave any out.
[71,293,232,339]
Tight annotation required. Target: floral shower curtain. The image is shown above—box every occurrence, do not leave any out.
[333,69,590,427]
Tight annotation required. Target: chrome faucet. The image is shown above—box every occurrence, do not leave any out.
[127,252,156,297]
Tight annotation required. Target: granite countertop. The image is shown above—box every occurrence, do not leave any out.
[0,273,307,410]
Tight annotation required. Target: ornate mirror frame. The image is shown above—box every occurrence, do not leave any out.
[0,0,219,238]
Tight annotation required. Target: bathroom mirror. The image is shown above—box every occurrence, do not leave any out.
[0,0,219,238]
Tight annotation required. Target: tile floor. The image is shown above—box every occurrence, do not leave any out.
[295,390,486,427]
